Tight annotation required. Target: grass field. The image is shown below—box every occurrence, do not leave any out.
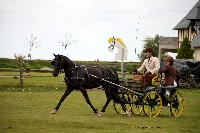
[0,72,66,92]
[0,72,200,132]
[0,89,200,133]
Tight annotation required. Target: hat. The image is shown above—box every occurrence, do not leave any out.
[143,48,153,53]
[165,56,174,63]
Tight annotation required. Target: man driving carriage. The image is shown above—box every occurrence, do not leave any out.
[136,47,160,86]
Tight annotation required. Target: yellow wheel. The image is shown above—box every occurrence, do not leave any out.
[113,101,125,114]
[131,94,143,114]
[170,92,184,117]
[113,94,132,114]
[143,91,162,117]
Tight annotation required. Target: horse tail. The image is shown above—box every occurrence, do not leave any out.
[112,89,121,103]
[101,67,122,103]
[113,69,119,84]
[110,69,122,103]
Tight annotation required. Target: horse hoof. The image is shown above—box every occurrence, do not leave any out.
[50,110,57,114]
[96,112,104,117]
[125,111,131,117]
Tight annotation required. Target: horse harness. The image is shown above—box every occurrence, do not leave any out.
[70,65,89,80]
[64,65,113,84]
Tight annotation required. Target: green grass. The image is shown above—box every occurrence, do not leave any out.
[0,71,200,132]
[0,89,200,133]
[0,72,66,91]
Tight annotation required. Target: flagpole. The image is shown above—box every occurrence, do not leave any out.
[121,48,125,81]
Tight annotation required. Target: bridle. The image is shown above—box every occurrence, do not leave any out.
[52,55,75,75]
[51,57,63,74]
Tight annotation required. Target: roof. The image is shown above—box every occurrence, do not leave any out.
[173,1,200,30]
[191,32,200,48]
[159,36,178,46]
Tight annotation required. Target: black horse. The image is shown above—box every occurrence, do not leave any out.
[50,54,121,116]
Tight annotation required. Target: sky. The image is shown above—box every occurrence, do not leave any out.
[0,0,198,61]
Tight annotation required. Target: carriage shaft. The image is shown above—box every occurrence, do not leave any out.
[88,74,143,96]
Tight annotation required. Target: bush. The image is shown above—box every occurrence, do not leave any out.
[176,37,194,59]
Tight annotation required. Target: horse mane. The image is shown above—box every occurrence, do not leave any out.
[60,55,76,69]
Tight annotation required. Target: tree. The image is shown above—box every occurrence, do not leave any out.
[27,34,40,61]
[14,54,26,88]
[138,34,159,61]
[58,33,77,50]
[176,37,194,59]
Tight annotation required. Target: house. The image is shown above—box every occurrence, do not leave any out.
[191,32,200,59]
[158,37,178,60]
[173,0,200,60]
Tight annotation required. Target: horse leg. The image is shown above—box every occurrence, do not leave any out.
[51,88,73,114]
[120,94,131,116]
[80,88,98,114]
[97,88,112,117]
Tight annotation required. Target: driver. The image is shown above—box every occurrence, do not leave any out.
[136,48,160,86]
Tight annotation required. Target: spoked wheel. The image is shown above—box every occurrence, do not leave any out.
[143,91,162,117]
[131,94,143,115]
[113,93,132,114]
[170,92,184,117]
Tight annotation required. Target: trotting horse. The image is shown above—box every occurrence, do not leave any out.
[50,54,121,116]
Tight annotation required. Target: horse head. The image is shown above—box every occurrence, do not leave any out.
[51,54,63,77]
[51,54,75,77]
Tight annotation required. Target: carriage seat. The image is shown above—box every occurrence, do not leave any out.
[127,74,145,90]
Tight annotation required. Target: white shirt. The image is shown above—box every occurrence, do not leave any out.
[137,56,160,74]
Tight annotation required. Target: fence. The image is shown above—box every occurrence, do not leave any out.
[0,69,53,88]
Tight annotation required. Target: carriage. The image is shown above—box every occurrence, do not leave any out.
[51,54,184,118]
[113,73,184,117]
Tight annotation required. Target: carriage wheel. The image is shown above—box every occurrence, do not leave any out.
[131,94,143,115]
[113,102,125,114]
[170,92,184,117]
[113,94,132,114]
[143,91,162,117]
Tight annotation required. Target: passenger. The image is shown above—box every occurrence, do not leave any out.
[158,56,178,86]
[136,48,160,86]
[158,55,179,106]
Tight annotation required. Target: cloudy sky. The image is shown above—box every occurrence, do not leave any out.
[0,0,198,61]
